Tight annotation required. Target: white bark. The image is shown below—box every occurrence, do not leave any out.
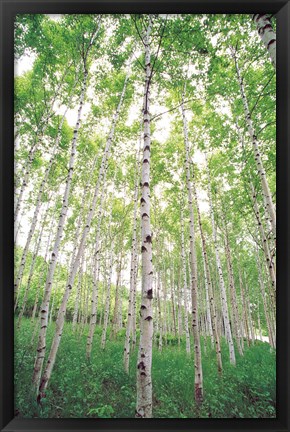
[180,204,191,354]
[239,269,250,346]
[181,95,203,403]
[37,65,129,400]
[250,182,276,293]
[255,244,275,348]
[136,16,154,418]
[221,211,243,355]
[101,235,114,349]
[253,14,276,68]
[86,171,107,359]
[72,257,84,331]
[14,109,68,302]
[131,248,139,351]
[17,201,50,326]
[232,50,276,238]
[206,153,236,366]
[39,70,129,398]
[14,66,71,229]
[124,156,139,372]
[31,208,56,321]
[32,66,88,391]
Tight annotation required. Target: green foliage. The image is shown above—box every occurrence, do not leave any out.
[14,13,276,420]
[15,318,275,419]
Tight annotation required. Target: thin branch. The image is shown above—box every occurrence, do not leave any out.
[256,120,276,136]
[131,15,145,46]
[250,73,275,115]
[151,97,196,121]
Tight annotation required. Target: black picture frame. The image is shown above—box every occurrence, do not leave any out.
[1,1,289,431]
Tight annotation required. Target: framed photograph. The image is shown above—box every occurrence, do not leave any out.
[1,1,289,431]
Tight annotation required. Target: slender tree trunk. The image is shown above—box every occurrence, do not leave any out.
[14,63,72,229]
[239,269,250,347]
[180,205,191,354]
[32,64,89,392]
[131,233,139,352]
[14,106,69,303]
[86,175,107,359]
[14,125,48,229]
[162,265,168,346]
[37,63,129,400]
[252,14,276,68]
[157,271,163,351]
[136,16,154,418]
[221,209,243,355]
[177,269,183,345]
[124,158,139,372]
[250,182,276,293]
[255,244,275,348]
[17,201,50,326]
[244,278,255,344]
[101,237,114,349]
[181,94,203,403]
[170,263,177,337]
[191,176,214,347]
[232,49,276,238]
[31,210,56,321]
[205,153,236,366]
[49,278,59,324]
[112,250,123,337]
[72,257,84,331]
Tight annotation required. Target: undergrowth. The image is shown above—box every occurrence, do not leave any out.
[14,318,276,418]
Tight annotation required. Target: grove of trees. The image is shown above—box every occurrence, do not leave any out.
[14,13,276,419]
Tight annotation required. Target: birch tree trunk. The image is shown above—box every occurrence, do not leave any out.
[86,172,107,359]
[101,234,114,349]
[177,269,183,345]
[14,149,57,305]
[232,49,276,238]
[170,263,177,337]
[250,182,276,293]
[161,263,168,346]
[221,209,243,355]
[205,153,236,366]
[72,257,84,331]
[112,250,124,337]
[244,277,255,344]
[17,200,50,327]
[124,157,139,372]
[31,209,56,321]
[180,204,191,354]
[32,66,88,392]
[193,183,222,372]
[239,269,250,347]
[14,124,48,229]
[14,105,69,305]
[181,94,203,403]
[157,270,163,351]
[136,16,154,418]
[131,250,139,351]
[252,14,276,68]
[255,244,275,348]
[14,65,71,230]
[37,64,129,400]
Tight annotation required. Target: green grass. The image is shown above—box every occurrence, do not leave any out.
[14,318,276,418]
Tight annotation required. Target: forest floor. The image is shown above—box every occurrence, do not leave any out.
[14,318,276,419]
